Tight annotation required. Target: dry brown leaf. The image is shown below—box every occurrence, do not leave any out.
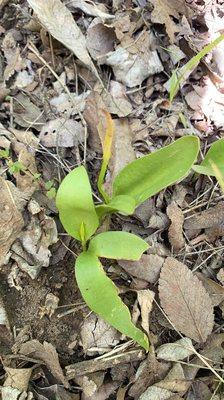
[139,385,173,400]
[100,81,132,117]
[86,22,116,63]
[157,363,188,393]
[80,314,120,356]
[185,79,224,129]
[106,45,163,87]
[19,340,69,388]
[0,295,10,329]
[2,32,25,80]
[167,202,185,251]
[68,0,114,19]
[13,93,45,130]
[0,178,25,266]
[109,118,135,182]
[0,0,10,8]
[118,254,164,284]
[4,367,32,392]
[156,338,194,362]
[196,272,224,306]
[149,0,180,43]
[11,200,58,279]
[128,354,170,399]
[184,202,224,229]
[83,90,108,151]
[27,0,98,76]
[39,118,85,148]
[137,290,155,335]
[159,257,214,342]
[217,268,224,286]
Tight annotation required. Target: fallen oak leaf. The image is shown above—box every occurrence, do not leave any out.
[27,0,99,78]
[159,257,214,342]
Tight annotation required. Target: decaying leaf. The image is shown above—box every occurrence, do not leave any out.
[68,0,114,19]
[139,385,173,400]
[137,290,155,335]
[185,78,224,129]
[128,352,170,398]
[33,384,79,400]
[196,272,224,306]
[0,178,25,266]
[159,257,214,342]
[27,0,98,76]
[39,118,85,148]
[13,93,46,130]
[0,295,10,329]
[4,367,32,392]
[2,32,25,80]
[109,118,135,182]
[156,338,194,361]
[184,202,224,241]
[19,340,69,388]
[105,36,163,87]
[11,200,58,279]
[149,0,180,43]
[80,314,120,356]
[184,202,224,229]
[86,22,116,63]
[167,201,185,251]
[1,386,33,400]
[118,254,164,284]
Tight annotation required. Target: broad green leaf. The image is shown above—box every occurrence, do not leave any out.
[209,160,224,193]
[56,166,99,241]
[89,231,149,260]
[169,34,224,102]
[192,138,224,176]
[95,195,136,219]
[75,252,149,350]
[113,136,200,206]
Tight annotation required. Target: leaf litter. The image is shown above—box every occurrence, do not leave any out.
[0,0,224,398]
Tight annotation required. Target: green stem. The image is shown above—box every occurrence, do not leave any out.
[97,159,110,204]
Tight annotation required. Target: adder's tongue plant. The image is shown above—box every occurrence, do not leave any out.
[56,117,200,350]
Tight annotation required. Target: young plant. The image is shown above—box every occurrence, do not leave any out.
[193,138,224,192]
[56,134,199,350]
[168,33,224,102]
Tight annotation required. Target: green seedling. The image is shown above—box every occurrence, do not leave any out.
[193,138,224,192]
[56,131,200,350]
[169,33,224,102]
[45,180,57,199]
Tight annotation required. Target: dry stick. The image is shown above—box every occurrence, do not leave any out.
[153,299,224,384]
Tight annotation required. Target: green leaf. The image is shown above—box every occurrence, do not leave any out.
[56,166,99,241]
[89,231,149,260]
[8,161,26,174]
[113,136,200,206]
[95,195,136,219]
[192,138,224,176]
[0,148,10,159]
[75,251,149,350]
[46,187,57,199]
[169,33,224,102]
